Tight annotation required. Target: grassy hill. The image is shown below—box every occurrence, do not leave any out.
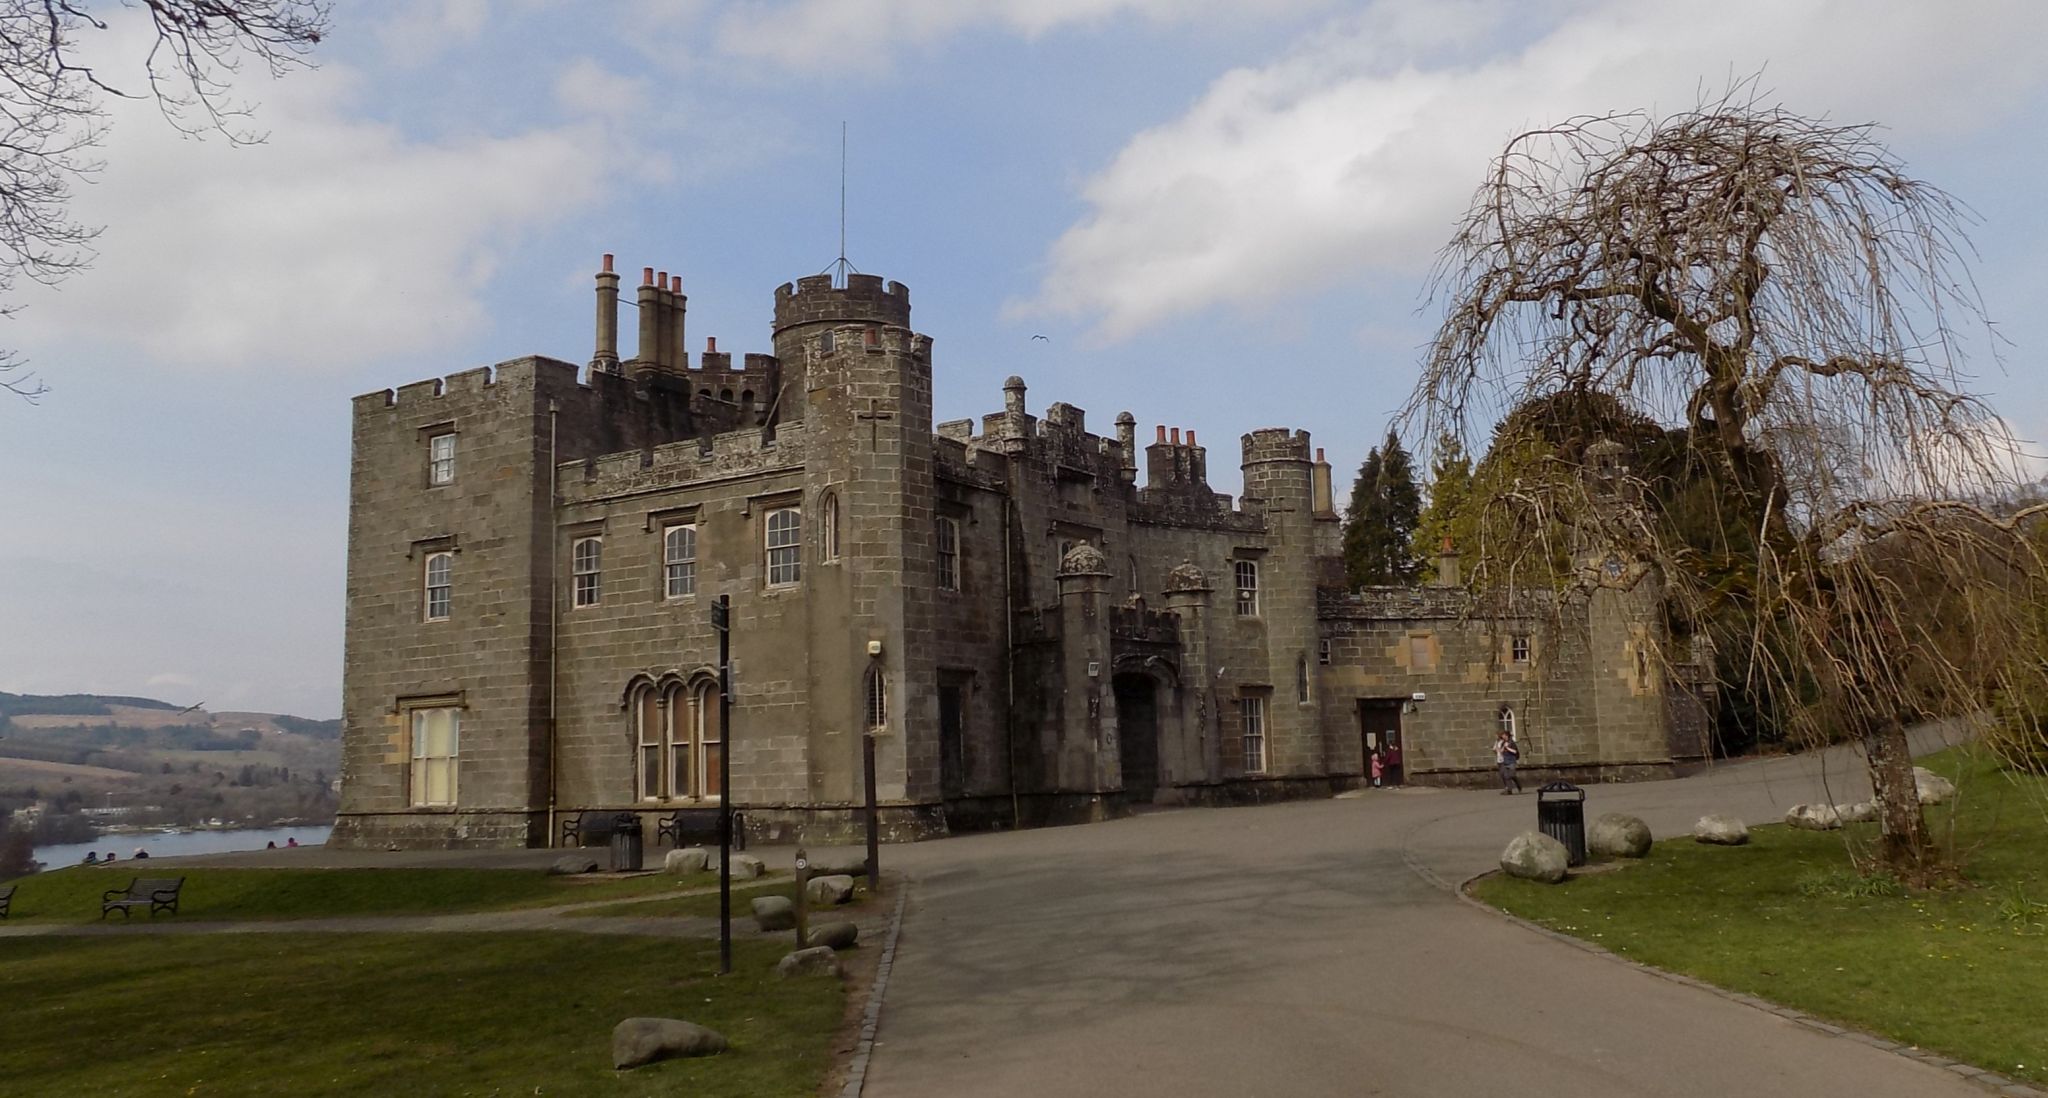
[0,692,341,848]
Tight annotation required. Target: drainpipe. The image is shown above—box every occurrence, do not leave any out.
[546,400,559,847]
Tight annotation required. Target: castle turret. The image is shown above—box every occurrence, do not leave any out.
[1056,543,1117,795]
[1241,428,1322,778]
[771,273,913,423]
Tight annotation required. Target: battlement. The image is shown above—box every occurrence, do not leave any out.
[560,420,809,504]
[1242,427,1313,464]
[808,322,933,363]
[772,273,912,337]
[354,357,586,416]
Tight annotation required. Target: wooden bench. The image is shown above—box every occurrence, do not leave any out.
[101,877,184,919]
[559,811,613,848]
[0,883,13,919]
[656,808,746,851]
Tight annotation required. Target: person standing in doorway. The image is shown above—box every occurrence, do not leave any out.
[1384,741,1403,786]
[1369,749,1384,788]
[1495,730,1523,794]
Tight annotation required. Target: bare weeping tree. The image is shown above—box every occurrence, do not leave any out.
[1406,90,2048,884]
[0,0,328,400]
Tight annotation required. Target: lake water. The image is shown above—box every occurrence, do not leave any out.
[34,825,334,868]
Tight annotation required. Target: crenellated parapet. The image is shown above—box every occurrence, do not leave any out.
[559,421,808,504]
[772,273,912,340]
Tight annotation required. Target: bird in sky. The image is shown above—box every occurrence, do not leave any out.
[1030,334,1049,342]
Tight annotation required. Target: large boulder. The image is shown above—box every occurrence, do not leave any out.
[1692,815,1750,845]
[1499,831,1570,883]
[777,946,843,979]
[810,920,860,950]
[1835,801,1878,824]
[1786,803,1842,831]
[713,853,766,880]
[1588,813,1653,859]
[804,874,855,906]
[752,895,796,932]
[611,1017,727,1070]
[664,847,710,874]
[1914,767,1957,806]
[548,854,600,876]
[806,849,869,876]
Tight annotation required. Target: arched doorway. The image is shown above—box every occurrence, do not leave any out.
[1112,672,1161,802]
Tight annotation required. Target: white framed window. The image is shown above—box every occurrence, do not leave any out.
[663,524,697,600]
[766,508,802,586]
[864,665,888,731]
[1240,693,1267,773]
[821,492,840,562]
[1498,704,1518,740]
[409,707,459,807]
[428,433,456,486]
[423,552,452,622]
[1235,560,1259,616]
[1512,634,1531,664]
[937,516,960,591]
[572,536,602,607]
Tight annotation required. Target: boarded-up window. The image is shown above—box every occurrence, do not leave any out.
[1409,634,1435,672]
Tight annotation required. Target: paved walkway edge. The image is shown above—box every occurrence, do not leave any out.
[839,886,909,1098]
[1452,868,2045,1098]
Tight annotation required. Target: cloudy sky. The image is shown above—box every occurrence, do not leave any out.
[2,0,2044,718]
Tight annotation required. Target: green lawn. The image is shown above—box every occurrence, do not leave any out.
[0,866,698,922]
[1472,748,2048,1084]
[0,933,842,1097]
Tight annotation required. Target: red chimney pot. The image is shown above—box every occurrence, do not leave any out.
[1187,430,1197,446]
[601,253,614,273]
[642,267,654,286]
[1155,425,1167,443]
[706,337,717,353]
[1170,428,1181,445]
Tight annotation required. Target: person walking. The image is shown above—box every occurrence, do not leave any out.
[1495,730,1523,794]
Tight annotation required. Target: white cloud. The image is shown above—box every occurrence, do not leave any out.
[1015,0,2048,342]
[373,0,490,69]
[5,58,612,371]
[714,0,1334,69]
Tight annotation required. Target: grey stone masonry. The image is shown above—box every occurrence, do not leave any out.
[335,258,1709,850]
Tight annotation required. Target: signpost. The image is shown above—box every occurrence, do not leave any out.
[793,847,811,949]
[712,594,733,975]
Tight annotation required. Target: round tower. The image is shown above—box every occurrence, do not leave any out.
[769,274,913,422]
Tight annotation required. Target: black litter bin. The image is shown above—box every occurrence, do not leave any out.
[1536,781,1587,867]
[609,813,644,872]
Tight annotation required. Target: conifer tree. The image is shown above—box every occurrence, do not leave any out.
[1414,434,1473,581]
[1341,429,1422,587]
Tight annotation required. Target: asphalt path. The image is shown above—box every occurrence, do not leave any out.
[862,730,1988,1097]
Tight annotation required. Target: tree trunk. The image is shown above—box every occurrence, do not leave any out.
[1863,713,1936,881]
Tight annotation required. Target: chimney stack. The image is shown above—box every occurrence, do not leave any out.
[1435,536,1461,588]
[635,267,660,370]
[667,270,688,370]
[1311,446,1334,515]
[591,253,620,373]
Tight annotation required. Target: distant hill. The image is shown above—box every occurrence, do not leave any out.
[0,693,342,838]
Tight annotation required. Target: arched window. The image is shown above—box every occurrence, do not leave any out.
[634,686,663,801]
[1497,705,1518,740]
[689,680,723,799]
[633,680,722,800]
[572,536,602,607]
[1297,655,1310,704]
[864,665,887,731]
[820,491,840,562]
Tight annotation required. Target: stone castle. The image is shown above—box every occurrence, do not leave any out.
[333,257,1710,849]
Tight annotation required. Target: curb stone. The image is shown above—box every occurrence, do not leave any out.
[838,886,909,1098]
[1450,866,2038,1098]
